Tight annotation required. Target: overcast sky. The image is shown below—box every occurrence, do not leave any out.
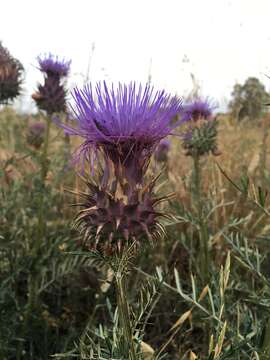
[1,0,270,112]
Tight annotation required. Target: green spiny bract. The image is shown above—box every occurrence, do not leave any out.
[182,118,220,157]
[73,174,173,255]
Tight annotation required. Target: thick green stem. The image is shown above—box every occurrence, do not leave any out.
[115,271,137,360]
[193,154,209,283]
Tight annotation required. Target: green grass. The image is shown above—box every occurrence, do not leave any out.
[1,107,270,359]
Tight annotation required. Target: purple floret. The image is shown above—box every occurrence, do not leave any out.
[29,121,45,134]
[181,98,216,122]
[37,53,71,78]
[59,82,183,182]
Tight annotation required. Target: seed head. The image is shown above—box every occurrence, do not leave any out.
[0,42,24,104]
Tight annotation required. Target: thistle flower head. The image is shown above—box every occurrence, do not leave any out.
[37,53,71,78]
[0,42,23,104]
[181,97,215,122]
[61,82,183,183]
[33,54,70,114]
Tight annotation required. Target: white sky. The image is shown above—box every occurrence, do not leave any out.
[1,0,270,112]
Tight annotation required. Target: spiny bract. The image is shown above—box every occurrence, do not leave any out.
[73,175,173,254]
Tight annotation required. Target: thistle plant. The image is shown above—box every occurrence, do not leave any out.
[59,81,183,358]
[181,97,219,283]
[32,54,71,184]
[15,55,72,353]
[0,41,24,104]
[32,53,71,115]
[32,54,71,226]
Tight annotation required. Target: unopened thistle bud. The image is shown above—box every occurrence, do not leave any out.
[181,98,220,157]
[32,53,71,115]
[0,42,23,104]
[26,121,45,149]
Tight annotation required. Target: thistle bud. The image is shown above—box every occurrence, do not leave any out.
[181,98,220,157]
[33,53,71,115]
[32,76,67,114]
[26,121,45,149]
[182,119,220,157]
[0,42,23,104]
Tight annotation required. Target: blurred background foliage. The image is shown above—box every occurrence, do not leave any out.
[1,96,270,359]
[229,77,269,121]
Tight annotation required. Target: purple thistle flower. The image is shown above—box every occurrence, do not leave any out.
[33,54,71,114]
[60,82,183,183]
[28,121,46,134]
[37,53,71,78]
[181,97,216,122]
[180,97,220,157]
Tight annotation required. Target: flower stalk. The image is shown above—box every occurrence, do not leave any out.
[115,269,137,359]
[193,154,209,283]
[181,97,218,283]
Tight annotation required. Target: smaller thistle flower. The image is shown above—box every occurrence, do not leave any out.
[182,120,220,157]
[59,82,183,184]
[33,53,71,114]
[154,139,171,162]
[181,98,220,157]
[181,98,215,122]
[37,53,71,78]
[26,121,45,149]
[0,42,24,104]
